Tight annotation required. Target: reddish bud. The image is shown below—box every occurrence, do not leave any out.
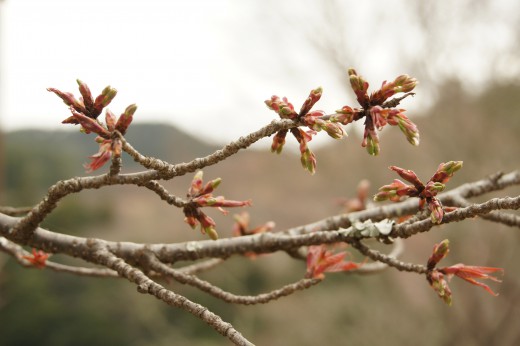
[387,110,420,146]
[430,161,463,183]
[265,95,297,119]
[374,179,417,202]
[348,68,370,107]
[115,104,137,135]
[427,239,450,269]
[48,87,86,115]
[362,127,380,156]
[299,86,323,116]
[427,270,452,305]
[189,171,204,196]
[69,107,111,138]
[299,143,317,175]
[93,86,117,115]
[389,166,424,189]
[76,79,94,113]
[271,129,287,154]
[392,74,417,93]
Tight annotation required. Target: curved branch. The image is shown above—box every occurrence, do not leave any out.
[177,258,226,275]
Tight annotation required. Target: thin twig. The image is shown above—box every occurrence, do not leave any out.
[142,180,186,208]
[353,238,405,274]
[0,237,119,277]
[146,253,321,305]
[177,258,226,275]
[350,239,427,274]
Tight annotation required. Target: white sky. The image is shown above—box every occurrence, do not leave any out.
[1,0,519,144]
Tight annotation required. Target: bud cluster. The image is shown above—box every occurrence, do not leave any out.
[183,171,251,240]
[265,87,344,174]
[374,161,463,224]
[49,80,137,172]
[331,69,419,155]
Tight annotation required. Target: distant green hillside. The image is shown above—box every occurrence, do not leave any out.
[4,123,217,203]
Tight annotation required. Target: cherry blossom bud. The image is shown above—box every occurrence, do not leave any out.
[348,68,369,107]
[271,130,287,154]
[47,87,86,115]
[424,181,445,197]
[427,270,452,305]
[430,161,463,183]
[299,86,323,116]
[189,171,204,196]
[362,128,379,156]
[198,177,222,196]
[389,166,424,189]
[374,179,416,202]
[115,104,137,135]
[265,95,297,119]
[387,111,420,146]
[428,197,444,224]
[69,107,110,138]
[392,74,417,93]
[93,86,117,115]
[76,79,94,113]
[321,121,345,139]
[300,143,317,175]
[427,239,450,269]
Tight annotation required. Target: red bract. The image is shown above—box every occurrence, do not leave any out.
[441,264,504,296]
[49,80,137,172]
[84,138,122,173]
[331,68,419,155]
[374,162,463,224]
[183,171,251,240]
[265,87,345,174]
[22,248,50,269]
[305,245,360,279]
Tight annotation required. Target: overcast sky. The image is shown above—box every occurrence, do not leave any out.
[1,0,519,144]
